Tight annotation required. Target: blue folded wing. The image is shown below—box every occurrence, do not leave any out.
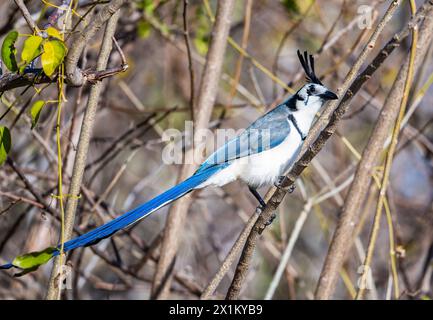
[197,104,291,173]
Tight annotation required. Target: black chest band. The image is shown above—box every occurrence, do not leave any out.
[288,114,307,141]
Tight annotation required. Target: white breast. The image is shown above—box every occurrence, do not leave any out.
[197,104,319,189]
[199,121,303,189]
[237,127,303,187]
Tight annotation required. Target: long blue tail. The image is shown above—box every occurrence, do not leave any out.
[1,166,224,271]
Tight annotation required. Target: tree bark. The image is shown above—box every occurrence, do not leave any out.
[45,10,121,300]
[315,2,433,300]
[151,0,236,299]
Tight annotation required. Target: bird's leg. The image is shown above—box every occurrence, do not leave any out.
[249,187,277,226]
[274,176,296,193]
[248,186,266,213]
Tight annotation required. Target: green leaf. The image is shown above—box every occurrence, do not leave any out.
[194,7,210,55]
[193,36,209,56]
[12,247,56,271]
[0,126,11,166]
[46,27,62,40]
[281,0,300,14]
[30,100,46,129]
[138,0,155,14]
[21,35,43,66]
[1,30,19,72]
[137,20,152,39]
[41,40,67,77]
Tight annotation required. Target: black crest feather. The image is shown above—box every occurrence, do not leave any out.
[297,50,323,85]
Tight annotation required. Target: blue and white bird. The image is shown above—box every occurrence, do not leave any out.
[1,50,337,272]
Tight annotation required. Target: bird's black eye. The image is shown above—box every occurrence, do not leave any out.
[307,86,316,95]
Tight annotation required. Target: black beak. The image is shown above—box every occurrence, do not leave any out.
[320,90,338,100]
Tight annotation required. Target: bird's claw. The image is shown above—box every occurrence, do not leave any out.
[255,205,264,214]
[264,213,277,226]
[274,176,296,194]
[274,176,285,189]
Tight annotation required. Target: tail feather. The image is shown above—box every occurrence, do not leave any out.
[59,166,223,254]
[0,166,224,271]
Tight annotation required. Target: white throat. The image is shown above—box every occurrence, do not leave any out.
[293,98,323,134]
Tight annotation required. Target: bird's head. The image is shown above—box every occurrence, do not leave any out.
[288,50,338,112]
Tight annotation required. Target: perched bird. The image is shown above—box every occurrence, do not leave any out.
[0,50,338,273]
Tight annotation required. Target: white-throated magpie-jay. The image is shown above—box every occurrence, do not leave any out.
[1,50,338,272]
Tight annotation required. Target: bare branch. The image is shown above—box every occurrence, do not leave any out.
[13,0,40,34]
[65,0,127,86]
[316,1,433,300]
[182,0,195,119]
[46,9,122,300]
[201,212,259,299]
[225,0,421,300]
[151,0,236,299]
[0,72,52,93]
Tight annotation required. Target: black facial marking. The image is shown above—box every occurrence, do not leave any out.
[285,96,298,111]
[296,93,304,101]
[288,114,306,140]
[306,85,316,96]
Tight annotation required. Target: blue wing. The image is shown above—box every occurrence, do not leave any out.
[196,104,291,173]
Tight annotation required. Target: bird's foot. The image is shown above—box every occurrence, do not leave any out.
[274,176,296,193]
[264,213,277,226]
[274,176,285,189]
[255,205,265,214]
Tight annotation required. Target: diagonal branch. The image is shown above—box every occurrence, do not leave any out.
[316,0,433,300]
[224,0,432,300]
[355,0,419,301]
[13,0,41,34]
[151,0,236,299]
[65,0,127,86]
[182,0,195,119]
[45,9,122,300]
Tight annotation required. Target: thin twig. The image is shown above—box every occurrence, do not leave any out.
[272,1,315,98]
[225,0,405,300]
[13,0,41,34]
[316,0,433,299]
[226,0,253,108]
[46,10,122,300]
[151,0,236,299]
[182,0,195,119]
[200,211,259,299]
[355,0,419,300]
[305,0,401,147]
[0,191,44,209]
[264,199,313,300]
[65,0,127,86]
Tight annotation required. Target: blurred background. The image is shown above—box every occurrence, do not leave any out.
[0,0,432,299]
